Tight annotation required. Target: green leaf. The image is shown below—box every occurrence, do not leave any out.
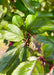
[49,46,54,59]
[32,67,39,75]
[44,64,49,73]
[31,18,54,34]
[0,73,6,75]
[2,31,23,42]
[12,56,44,75]
[42,44,53,57]
[35,60,44,74]
[19,46,27,62]
[28,57,44,75]
[15,0,28,14]
[0,47,19,73]
[32,1,40,8]
[6,57,20,75]
[26,47,32,58]
[29,35,54,56]
[35,35,54,57]
[7,45,29,74]
[36,35,54,44]
[38,12,53,18]
[0,41,25,73]
[47,67,54,75]
[49,36,54,43]
[0,20,8,30]
[26,13,38,30]
[6,24,24,36]
[32,60,44,75]
[22,0,40,13]
[12,15,24,27]
[12,60,36,75]
[17,45,31,62]
[0,0,3,5]
[0,24,24,42]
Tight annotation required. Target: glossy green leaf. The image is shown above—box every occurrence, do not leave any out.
[0,47,19,73]
[12,60,36,75]
[35,60,44,74]
[28,57,44,75]
[32,60,44,75]
[6,24,24,36]
[32,67,38,75]
[19,46,27,62]
[4,31,22,41]
[0,24,24,42]
[6,57,20,75]
[0,41,25,73]
[42,44,53,57]
[0,30,23,42]
[17,45,31,62]
[12,55,44,75]
[26,13,38,30]
[12,15,24,27]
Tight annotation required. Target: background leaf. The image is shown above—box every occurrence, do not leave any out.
[0,0,3,5]
[31,18,54,34]
[15,0,28,15]
[22,0,40,13]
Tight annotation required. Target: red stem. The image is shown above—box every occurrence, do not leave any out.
[38,57,53,68]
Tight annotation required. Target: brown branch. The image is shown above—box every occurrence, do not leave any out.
[37,57,53,67]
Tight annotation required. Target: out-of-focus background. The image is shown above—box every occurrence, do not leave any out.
[0,39,8,58]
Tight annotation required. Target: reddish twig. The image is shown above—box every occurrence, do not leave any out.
[38,57,53,68]
[47,57,54,60]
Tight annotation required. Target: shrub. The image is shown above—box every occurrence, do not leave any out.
[0,0,54,75]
